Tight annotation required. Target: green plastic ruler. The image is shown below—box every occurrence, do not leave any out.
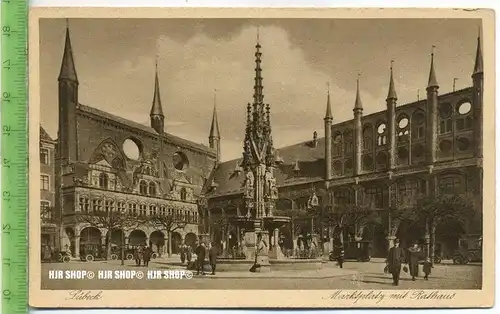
[1,0,28,313]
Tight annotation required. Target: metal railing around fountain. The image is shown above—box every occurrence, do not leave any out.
[218,247,247,260]
[282,247,322,259]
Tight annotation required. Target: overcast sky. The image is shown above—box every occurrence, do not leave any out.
[40,18,480,161]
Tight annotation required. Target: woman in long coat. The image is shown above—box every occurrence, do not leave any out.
[407,242,423,281]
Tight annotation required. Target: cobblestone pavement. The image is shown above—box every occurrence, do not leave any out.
[40,258,482,290]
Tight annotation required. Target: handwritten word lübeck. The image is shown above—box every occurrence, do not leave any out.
[326,290,457,304]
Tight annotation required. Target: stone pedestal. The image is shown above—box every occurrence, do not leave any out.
[268,228,285,260]
[252,230,270,273]
[322,241,331,260]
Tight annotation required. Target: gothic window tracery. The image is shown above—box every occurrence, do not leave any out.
[456,101,473,131]
[343,129,353,156]
[334,189,352,205]
[365,186,384,208]
[397,115,410,142]
[438,174,465,194]
[397,180,419,207]
[412,110,425,140]
[439,103,453,134]
[376,122,387,146]
[362,125,373,150]
[333,132,342,157]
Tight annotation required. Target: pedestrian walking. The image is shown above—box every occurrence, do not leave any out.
[143,246,152,267]
[407,241,422,281]
[134,246,143,266]
[386,238,405,286]
[208,242,218,275]
[422,258,432,280]
[186,245,193,263]
[180,244,186,264]
[195,242,206,275]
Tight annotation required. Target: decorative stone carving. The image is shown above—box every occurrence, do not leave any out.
[244,171,254,199]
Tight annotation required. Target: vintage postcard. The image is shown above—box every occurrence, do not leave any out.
[29,7,495,308]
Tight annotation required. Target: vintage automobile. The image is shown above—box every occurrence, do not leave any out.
[452,235,482,265]
[79,244,108,262]
[329,240,371,262]
[109,244,136,261]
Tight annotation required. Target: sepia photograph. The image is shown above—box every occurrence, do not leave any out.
[29,7,495,308]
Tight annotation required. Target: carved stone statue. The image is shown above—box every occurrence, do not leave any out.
[244,171,254,199]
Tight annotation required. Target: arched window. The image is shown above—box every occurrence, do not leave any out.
[180,188,187,201]
[438,175,465,194]
[99,173,108,189]
[334,189,352,205]
[139,180,148,195]
[397,180,419,207]
[149,182,157,196]
[411,110,425,141]
[362,125,373,151]
[343,129,353,155]
[439,103,453,134]
[376,122,387,146]
[333,132,342,157]
[365,186,384,208]
[333,160,342,176]
[397,115,410,142]
[456,101,473,131]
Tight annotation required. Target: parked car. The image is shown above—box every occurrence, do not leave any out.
[452,235,482,265]
[79,244,108,262]
[329,240,371,262]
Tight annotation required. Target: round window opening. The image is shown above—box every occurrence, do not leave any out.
[173,152,189,171]
[458,102,472,115]
[122,139,140,160]
[439,103,453,119]
[398,117,409,129]
[456,137,471,151]
[413,112,425,126]
[439,140,452,153]
[377,124,387,134]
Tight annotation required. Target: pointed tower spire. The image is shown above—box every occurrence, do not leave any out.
[150,57,165,134]
[209,89,221,165]
[209,90,220,139]
[427,46,439,89]
[473,32,483,76]
[58,22,78,83]
[253,26,264,105]
[325,82,333,120]
[150,57,164,117]
[354,74,363,111]
[386,60,398,100]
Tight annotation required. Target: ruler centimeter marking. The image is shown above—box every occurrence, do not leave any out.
[1,0,28,313]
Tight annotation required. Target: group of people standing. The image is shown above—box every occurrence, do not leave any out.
[181,242,219,275]
[386,239,433,286]
[133,245,153,267]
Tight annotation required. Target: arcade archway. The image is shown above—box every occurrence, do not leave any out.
[129,229,147,246]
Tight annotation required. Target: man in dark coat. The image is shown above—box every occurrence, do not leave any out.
[407,242,422,281]
[142,246,152,267]
[208,242,218,275]
[386,239,405,286]
[195,242,206,275]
